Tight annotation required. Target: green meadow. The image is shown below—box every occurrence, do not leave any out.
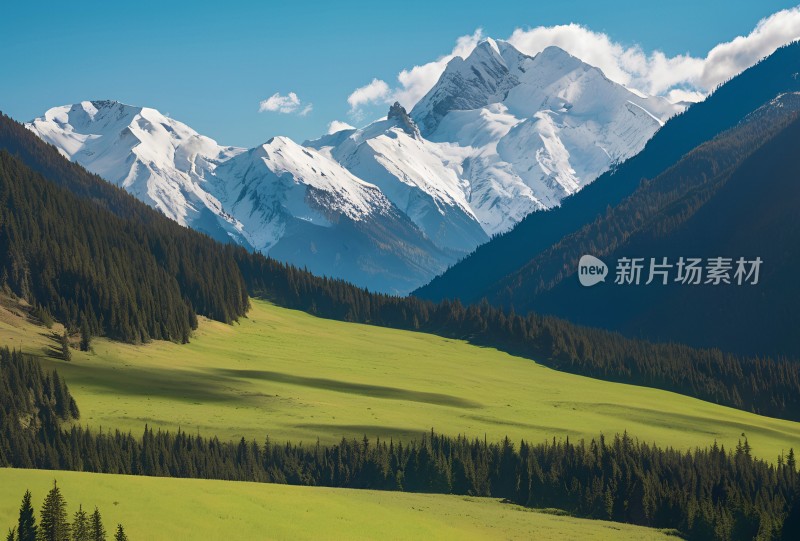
[0,468,679,540]
[2,296,798,460]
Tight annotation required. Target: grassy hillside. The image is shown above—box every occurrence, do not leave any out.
[0,468,679,540]
[2,296,798,461]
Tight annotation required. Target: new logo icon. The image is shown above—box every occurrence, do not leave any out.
[578,255,608,287]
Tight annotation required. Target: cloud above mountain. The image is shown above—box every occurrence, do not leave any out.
[259,92,313,116]
[507,7,800,101]
[347,7,800,114]
[327,120,355,134]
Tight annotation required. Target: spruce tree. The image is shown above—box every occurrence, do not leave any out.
[60,331,71,362]
[38,481,70,541]
[6,528,14,541]
[17,490,36,541]
[112,526,126,541]
[71,506,88,541]
[89,509,105,541]
[79,320,91,352]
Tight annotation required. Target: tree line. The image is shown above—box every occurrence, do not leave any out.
[1,347,799,540]
[5,484,127,541]
[2,111,800,424]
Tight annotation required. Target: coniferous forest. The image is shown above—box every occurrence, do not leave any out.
[4,483,124,541]
[1,347,798,541]
[2,112,800,425]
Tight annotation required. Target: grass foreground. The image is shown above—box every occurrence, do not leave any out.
[0,468,680,541]
[2,297,799,460]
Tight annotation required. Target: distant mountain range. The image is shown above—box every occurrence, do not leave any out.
[415,42,800,303]
[26,40,679,294]
[415,42,800,357]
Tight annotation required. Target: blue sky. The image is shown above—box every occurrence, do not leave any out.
[2,0,799,147]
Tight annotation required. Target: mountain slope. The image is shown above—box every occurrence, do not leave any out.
[26,42,683,293]
[488,94,800,356]
[411,40,681,235]
[306,103,488,253]
[27,100,248,245]
[4,110,800,422]
[27,103,454,294]
[214,135,453,293]
[414,42,800,303]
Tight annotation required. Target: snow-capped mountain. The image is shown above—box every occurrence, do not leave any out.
[211,135,455,294]
[27,100,248,245]
[306,103,488,253]
[411,39,684,235]
[27,101,453,294]
[26,41,684,293]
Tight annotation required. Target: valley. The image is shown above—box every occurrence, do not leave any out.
[3,296,798,460]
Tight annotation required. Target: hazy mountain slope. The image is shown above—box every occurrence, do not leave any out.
[414,42,800,303]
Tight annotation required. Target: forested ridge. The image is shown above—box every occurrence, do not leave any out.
[2,112,800,423]
[484,94,800,357]
[1,347,799,541]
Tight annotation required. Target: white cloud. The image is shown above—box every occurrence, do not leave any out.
[348,8,800,111]
[347,79,390,114]
[345,30,485,117]
[259,92,312,115]
[327,120,355,134]
[508,7,800,98]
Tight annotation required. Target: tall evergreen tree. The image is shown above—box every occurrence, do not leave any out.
[59,332,71,362]
[112,526,126,541]
[79,320,91,353]
[38,481,70,541]
[17,491,36,541]
[70,506,88,541]
[89,510,104,541]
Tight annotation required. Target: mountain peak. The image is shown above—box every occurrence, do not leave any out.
[387,102,421,138]
[475,37,502,56]
[531,45,587,73]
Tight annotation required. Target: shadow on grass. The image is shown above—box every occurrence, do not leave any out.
[214,368,482,409]
[42,331,66,360]
[49,361,246,404]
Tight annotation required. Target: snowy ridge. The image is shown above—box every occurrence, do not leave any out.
[306,103,488,253]
[26,41,685,292]
[412,41,684,235]
[27,100,248,244]
[213,136,394,252]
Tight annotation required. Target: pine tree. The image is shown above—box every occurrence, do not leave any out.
[71,506,88,541]
[38,481,70,541]
[79,320,91,352]
[60,332,71,362]
[112,526,126,541]
[89,509,105,541]
[17,490,36,541]
[6,528,15,541]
